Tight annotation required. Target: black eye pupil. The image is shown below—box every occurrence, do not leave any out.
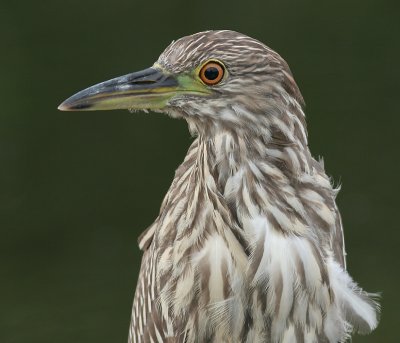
[204,67,219,80]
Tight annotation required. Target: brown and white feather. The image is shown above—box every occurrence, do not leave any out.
[129,30,379,343]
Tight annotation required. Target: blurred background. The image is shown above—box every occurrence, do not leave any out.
[1,0,398,342]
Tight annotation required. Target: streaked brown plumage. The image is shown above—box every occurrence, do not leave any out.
[59,30,379,343]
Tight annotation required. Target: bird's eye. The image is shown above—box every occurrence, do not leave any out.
[199,61,224,85]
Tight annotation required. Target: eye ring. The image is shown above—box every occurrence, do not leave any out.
[199,61,225,85]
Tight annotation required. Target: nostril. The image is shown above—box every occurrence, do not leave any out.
[137,80,157,84]
[129,79,157,85]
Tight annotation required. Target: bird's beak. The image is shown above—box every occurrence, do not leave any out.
[58,67,203,112]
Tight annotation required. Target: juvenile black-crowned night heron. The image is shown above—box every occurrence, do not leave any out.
[59,30,379,343]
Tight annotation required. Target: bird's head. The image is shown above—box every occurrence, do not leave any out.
[59,30,304,136]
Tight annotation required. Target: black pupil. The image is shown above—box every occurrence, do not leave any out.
[204,67,220,80]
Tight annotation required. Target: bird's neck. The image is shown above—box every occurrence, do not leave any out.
[196,127,313,195]
[184,90,312,184]
[153,123,316,242]
[154,100,318,241]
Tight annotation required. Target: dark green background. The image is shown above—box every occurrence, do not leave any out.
[1,0,398,342]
